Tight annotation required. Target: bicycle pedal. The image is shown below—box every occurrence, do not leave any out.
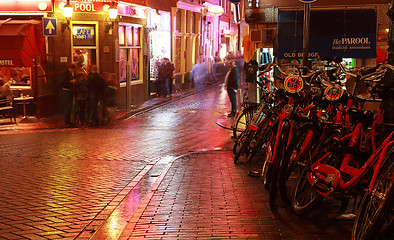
[248,170,261,178]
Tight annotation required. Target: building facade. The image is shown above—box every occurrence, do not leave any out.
[0,0,237,117]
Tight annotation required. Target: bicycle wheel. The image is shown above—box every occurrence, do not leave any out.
[290,131,342,215]
[246,114,273,162]
[269,120,290,209]
[233,129,254,164]
[291,163,323,215]
[262,129,275,190]
[232,106,256,140]
[278,124,321,205]
[380,214,394,239]
[352,147,394,240]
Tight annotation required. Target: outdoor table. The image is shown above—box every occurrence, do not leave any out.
[13,96,34,121]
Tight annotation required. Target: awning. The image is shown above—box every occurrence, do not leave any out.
[0,19,45,67]
[277,9,377,59]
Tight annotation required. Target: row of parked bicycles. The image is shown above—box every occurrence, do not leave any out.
[231,55,394,240]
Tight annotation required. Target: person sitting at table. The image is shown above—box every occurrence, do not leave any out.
[16,68,30,84]
[0,79,12,100]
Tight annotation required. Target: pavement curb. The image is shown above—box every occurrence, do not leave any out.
[115,82,221,122]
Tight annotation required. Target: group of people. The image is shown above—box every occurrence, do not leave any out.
[62,63,118,128]
[157,58,175,97]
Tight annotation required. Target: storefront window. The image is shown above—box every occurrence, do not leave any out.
[148,10,172,79]
[175,37,182,73]
[119,26,126,46]
[119,49,127,82]
[130,49,139,80]
[119,24,141,83]
[134,27,140,46]
[72,24,97,72]
[0,66,31,87]
[126,26,133,46]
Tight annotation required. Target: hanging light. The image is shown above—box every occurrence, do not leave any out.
[108,2,118,20]
[62,0,73,18]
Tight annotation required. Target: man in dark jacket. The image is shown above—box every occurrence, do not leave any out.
[163,58,175,97]
[62,63,77,128]
[87,65,105,126]
[226,60,240,117]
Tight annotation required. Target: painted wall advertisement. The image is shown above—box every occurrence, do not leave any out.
[277,9,377,59]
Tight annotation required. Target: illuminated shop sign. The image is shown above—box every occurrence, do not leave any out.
[207,5,224,16]
[73,25,96,46]
[117,5,147,18]
[55,0,117,14]
[0,60,14,66]
[0,0,53,12]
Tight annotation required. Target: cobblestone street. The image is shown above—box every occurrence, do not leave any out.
[0,85,353,239]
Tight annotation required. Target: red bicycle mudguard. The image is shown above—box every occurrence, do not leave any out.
[307,163,341,198]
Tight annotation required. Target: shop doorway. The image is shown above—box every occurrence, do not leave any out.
[71,23,98,74]
[72,48,96,74]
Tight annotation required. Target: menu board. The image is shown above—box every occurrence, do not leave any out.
[73,25,96,46]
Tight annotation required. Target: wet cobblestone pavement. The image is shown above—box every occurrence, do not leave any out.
[0,84,354,239]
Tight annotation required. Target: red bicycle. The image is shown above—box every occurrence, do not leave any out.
[289,63,394,240]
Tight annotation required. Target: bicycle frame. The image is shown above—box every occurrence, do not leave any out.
[270,98,295,162]
[307,111,393,197]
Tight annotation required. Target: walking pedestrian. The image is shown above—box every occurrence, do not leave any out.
[74,68,88,125]
[62,63,77,128]
[87,65,105,127]
[103,73,118,125]
[163,58,175,97]
[157,59,167,97]
[225,60,240,118]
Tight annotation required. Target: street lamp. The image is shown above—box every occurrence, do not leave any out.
[105,2,118,33]
[61,0,73,31]
[62,0,73,18]
[108,2,118,20]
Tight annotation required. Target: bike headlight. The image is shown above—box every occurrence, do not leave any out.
[284,104,293,114]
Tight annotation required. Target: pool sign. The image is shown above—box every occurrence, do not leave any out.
[284,76,304,93]
[299,0,318,3]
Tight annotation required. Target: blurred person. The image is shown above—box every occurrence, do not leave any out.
[16,69,26,83]
[62,63,77,128]
[163,58,175,97]
[157,58,166,97]
[73,49,85,67]
[87,65,105,127]
[214,52,221,63]
[74,68,88,125]
[0,79,12,100]
[103,73,118,125]
[225,60,240,118]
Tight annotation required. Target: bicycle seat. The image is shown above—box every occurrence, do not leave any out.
[347,108,364,123]
[359,64,382,76]
[347,109,374,127]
